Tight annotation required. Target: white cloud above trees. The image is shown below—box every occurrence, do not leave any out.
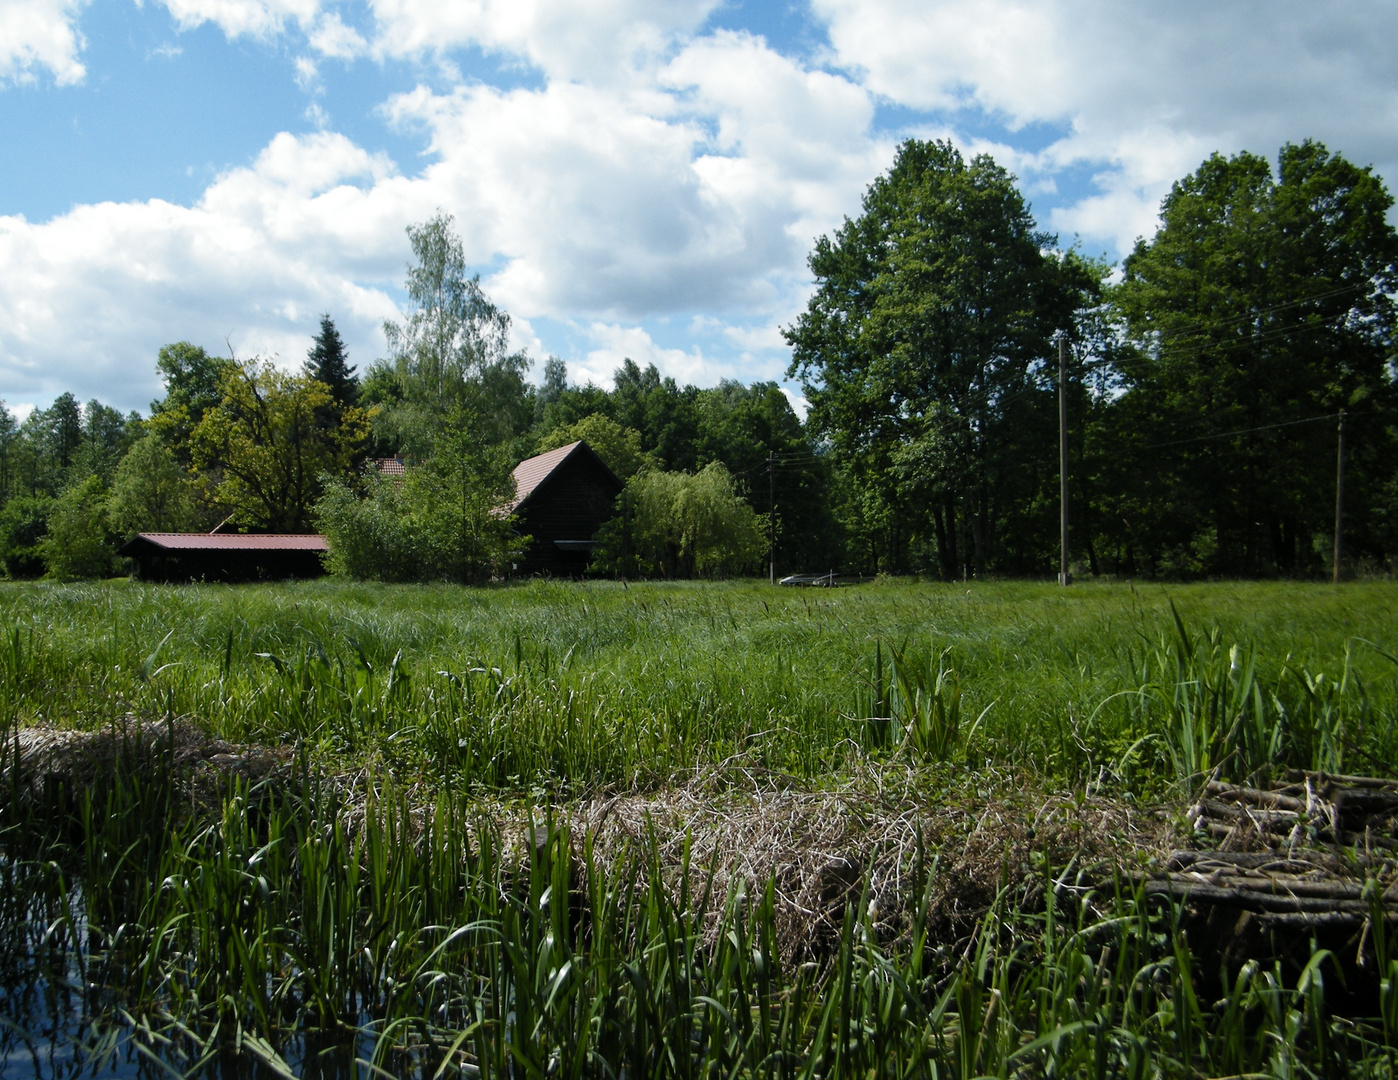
[3,0,1398,411]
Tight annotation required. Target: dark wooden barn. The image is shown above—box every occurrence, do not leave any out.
[118,533,328,583]
[508,440,623,576]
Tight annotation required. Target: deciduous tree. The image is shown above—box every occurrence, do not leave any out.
[191,359,371,532]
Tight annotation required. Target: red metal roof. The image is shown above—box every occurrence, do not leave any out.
[130,533,329,551]
[508,441,582,511]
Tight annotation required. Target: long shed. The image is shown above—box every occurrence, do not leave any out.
[118,533,328,583]
[508,440,623,576]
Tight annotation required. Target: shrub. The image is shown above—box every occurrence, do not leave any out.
[0,494,54,578]
[39,475,116,580]
[596,462,765,578]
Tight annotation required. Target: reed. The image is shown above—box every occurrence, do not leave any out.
[3,756,1395,1078]
[0,578,1393,792]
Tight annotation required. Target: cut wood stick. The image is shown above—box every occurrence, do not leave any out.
[1165,850,1336,871]
[1143,879,1391,916]
[1283,770,1398,791]
[1205,781,1306,813]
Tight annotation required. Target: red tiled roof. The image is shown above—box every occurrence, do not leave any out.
[374,457,407,476]
[130,533,329,551]
[507,441,582,511]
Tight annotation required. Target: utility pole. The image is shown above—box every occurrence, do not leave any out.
[1057,332,1071,586]
[768,450,776,586]
[1333,409,1346,585]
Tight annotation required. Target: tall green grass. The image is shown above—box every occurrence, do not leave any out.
[3,756,1395,1078]
[0,578,1394,791]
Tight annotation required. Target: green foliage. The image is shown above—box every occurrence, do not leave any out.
[0,494,53,578]
[106,432,197,536]
[537,413,651,479]
[314,471,430,582]
[597,462,766,578]
[303,313,357,409]
[316,422,522,583]
[191,357,372,532]
[38,474,115,580]
[147,341,234,464]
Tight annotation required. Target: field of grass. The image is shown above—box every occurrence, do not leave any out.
[3,577,1398,1077]
[2,577,1395,791]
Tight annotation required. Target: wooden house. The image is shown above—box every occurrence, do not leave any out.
[118,533,328,582]
[508,440,624,576]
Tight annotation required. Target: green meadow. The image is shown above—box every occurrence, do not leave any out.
[3,578,1398,1077]
[3,577,1396,789]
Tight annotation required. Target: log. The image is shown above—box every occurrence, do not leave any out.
[1281,770,1398,791]
[1165,850,1336,871]
[1142,879,1383,916]
[1205,781,1306,813]
[1256,912,1371,929]
[1189,799,1300,833]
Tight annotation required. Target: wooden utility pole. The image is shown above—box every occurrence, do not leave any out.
[1333,409,1346,584]
[768,450,776,585]
[1057,333,1071,586]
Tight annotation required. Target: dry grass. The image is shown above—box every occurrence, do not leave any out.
[4,720,1181,958]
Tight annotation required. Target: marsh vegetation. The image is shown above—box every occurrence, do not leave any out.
[2,578,1397,1076]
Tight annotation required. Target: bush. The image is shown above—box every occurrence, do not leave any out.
[315,471,433,582]
[0,495,54,578]
[315,433,522,583]
[39,475,116,580]
[595,462,765,578]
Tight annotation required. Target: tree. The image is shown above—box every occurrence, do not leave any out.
[0,495,53,578]
[1109,141,1398,575]
[785,138,1098,577]
[369,213,533,458]
[536,357,570,420]
[537,414,652,480]
[107,433,197,537]
[595,463,765,578]
[148,342,235,464]
[191,358,371,532]
[304,314,358,426]
[39,475,115,580]
[0,401,19,503]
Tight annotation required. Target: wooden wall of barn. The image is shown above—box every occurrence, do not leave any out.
[514,451,622,576]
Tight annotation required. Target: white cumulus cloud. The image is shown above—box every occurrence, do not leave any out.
[0,0,88,85]
[368,0,719,82]
[0,132,412,409]
[157,0,321,39]
[814,0,1398,252]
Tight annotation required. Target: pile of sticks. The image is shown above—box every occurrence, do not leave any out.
[1144,771,1398,931]
[1145,850,1397,931]
[1185,770,1398,851]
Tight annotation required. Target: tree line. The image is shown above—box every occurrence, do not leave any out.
[2,136,1395,582]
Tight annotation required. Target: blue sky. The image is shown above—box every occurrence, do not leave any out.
[3,0,1398,416]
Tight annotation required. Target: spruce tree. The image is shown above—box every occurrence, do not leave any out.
[305,314,358,411]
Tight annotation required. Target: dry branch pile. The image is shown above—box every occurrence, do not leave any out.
[1147,773,1398,936]
[1186,772,1398,852]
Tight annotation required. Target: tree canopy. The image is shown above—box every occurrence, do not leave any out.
[786,138,1102,576]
